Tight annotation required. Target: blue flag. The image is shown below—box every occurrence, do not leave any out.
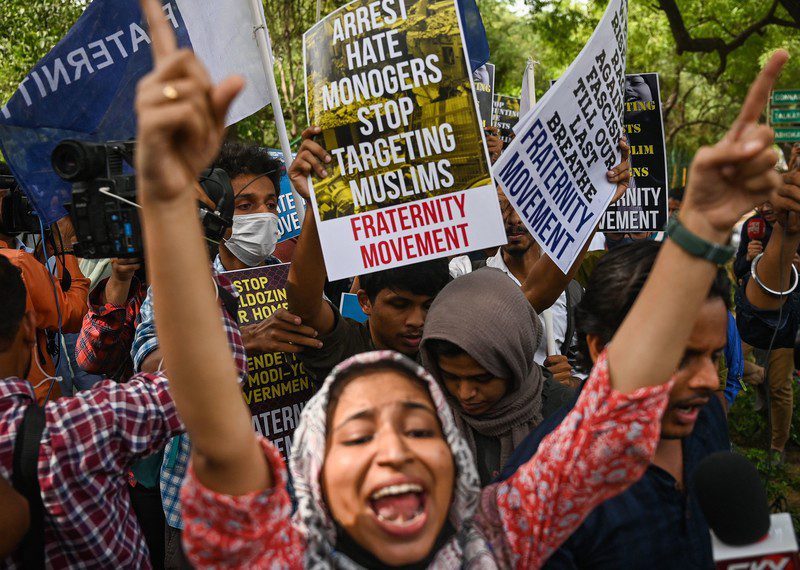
[457,0,490,73]
[0,0,272,225]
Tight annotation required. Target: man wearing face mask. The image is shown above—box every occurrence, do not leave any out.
[215,141,282,271]
[132,141,312,376]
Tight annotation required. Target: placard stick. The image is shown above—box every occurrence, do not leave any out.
[247,0,306,224]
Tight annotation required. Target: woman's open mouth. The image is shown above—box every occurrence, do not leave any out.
[368,483,428,537]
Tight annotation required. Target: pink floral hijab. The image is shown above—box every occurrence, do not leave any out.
[289,350,500,568]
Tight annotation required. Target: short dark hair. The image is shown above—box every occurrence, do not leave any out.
[359,258,451,302]
[575,241,731,372]
[0,256,26,351]
[215,141,282,196]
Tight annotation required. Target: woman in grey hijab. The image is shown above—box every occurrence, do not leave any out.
[420,268,549,484]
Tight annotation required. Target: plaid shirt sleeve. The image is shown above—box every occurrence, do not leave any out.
[47,373,184,475]
[76,277,146,376]
[131,287,160,372]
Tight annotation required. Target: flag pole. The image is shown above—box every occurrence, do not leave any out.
[247,0,306,224]
[525,55,557,355]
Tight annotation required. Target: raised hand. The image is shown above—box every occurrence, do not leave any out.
[607,137,631,204]
[681,51,788,240]
[134,0,270,496]
[288,126,331,201]
[135,0,243,202]
[241,308,322,354]
[773,169,800,229]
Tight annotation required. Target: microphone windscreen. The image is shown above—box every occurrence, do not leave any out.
[747,218,766,240]
[692,451,770,546]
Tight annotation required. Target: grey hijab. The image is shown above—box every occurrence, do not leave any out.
[420,268,545,476]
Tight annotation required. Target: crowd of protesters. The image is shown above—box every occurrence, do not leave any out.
[0,0,798,568]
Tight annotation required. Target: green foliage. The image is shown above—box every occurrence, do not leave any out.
[0,0,89,101]
[0,0,798,162]
[729,382,800,531]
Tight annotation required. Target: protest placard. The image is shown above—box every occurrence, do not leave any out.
[492,94,521,145]
[265,149,302,241]
[340,292,369,322]
[303,0,506,280]
[600,73,668,232]
[474,63,495,126]
[223,263,313,459]
[496,0,627,274]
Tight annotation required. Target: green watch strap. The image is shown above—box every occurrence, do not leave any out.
[665,216,734,265]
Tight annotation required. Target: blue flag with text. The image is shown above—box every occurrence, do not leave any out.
[0,0,271,224]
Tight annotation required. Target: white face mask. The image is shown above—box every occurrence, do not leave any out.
[224,212,280,267]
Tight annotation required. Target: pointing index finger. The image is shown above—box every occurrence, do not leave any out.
[730,50,789,141]
[140,0,177,65]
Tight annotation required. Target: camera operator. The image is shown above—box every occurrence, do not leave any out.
[75,257,147,382]
[0,207,88,403]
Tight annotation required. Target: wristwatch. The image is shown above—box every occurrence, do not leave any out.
[665,216,735,265]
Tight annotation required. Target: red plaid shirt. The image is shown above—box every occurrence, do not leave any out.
[0,374,182,569]
[2,275,248,569]
[75,276,148,381]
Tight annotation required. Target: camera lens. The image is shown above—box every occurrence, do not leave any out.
[52,140,107,182]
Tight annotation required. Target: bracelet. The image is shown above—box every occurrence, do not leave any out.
[665,216,735,265]
[750,253,799,297]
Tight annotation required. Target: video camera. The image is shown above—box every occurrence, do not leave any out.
[0,174,40,236]
[52,140,235,259]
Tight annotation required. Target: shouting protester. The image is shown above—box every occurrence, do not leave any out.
[499,241,732,567]
[129,0,788,567]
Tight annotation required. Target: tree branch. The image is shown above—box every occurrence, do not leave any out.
[657,0,798,80]
[667,119,728,145]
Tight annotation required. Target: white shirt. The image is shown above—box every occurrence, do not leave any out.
[449,250,569,365]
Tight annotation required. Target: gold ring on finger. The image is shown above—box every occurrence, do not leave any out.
[162,84,179,101]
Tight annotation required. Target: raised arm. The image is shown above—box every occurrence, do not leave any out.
[286,126,336,334]
[522,138,631,313]
[749,171,800,310]
[134,0,267,495]
[608,51,787,394]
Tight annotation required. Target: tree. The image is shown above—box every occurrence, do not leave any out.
[523,0,800,179]
[0,0,88,101]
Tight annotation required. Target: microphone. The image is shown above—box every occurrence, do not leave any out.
[693,451,799,569]
[747,217,767,241]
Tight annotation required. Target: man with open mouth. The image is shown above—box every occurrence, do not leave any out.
[498,241,732,568]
